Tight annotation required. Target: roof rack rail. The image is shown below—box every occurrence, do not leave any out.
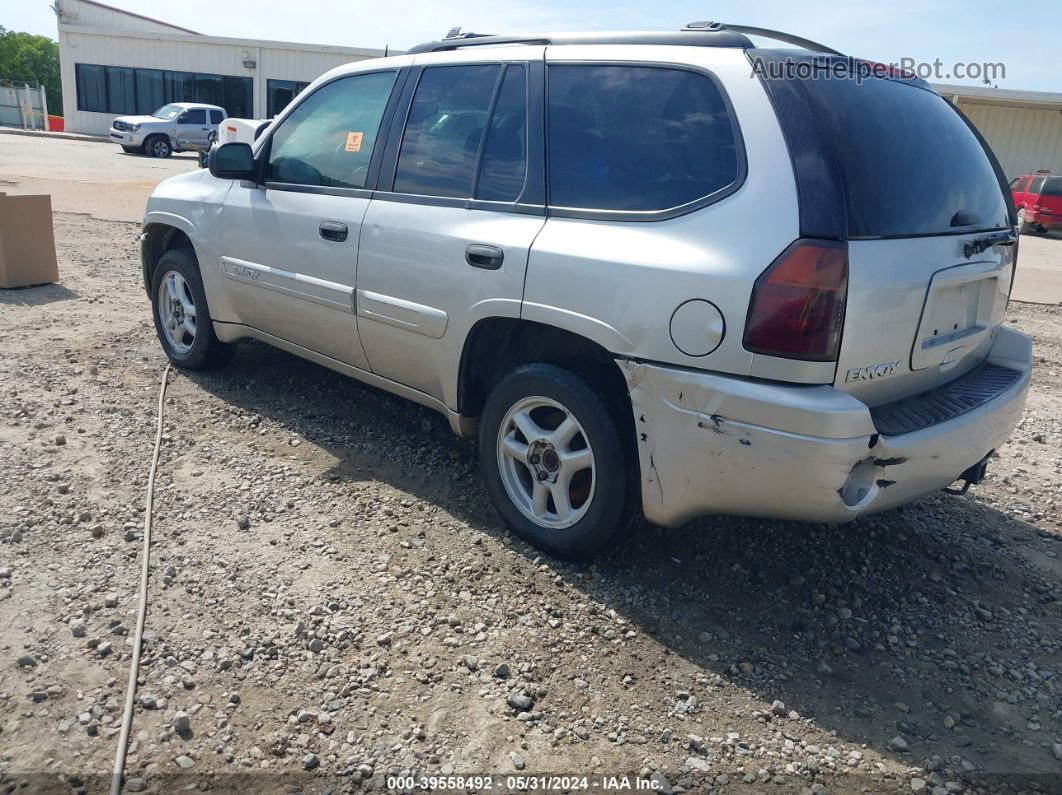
[406,22,839,56]
[683,21,842,56]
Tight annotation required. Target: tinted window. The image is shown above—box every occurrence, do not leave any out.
[475,65,527,202]
[1043,177,1062,197]
[794,74,1008,237]
[106,66,136,114]
[267,79,311,118]
[194,74,223,107]
[547,65,739,212]
[165,72,195,103]
[222,75,251,118]
[135,69,165,115]
[1029,176,1047,194]
[267,71,396,189]
[394,65,500,197]
[75,64,106,112]
[179,109,206,124]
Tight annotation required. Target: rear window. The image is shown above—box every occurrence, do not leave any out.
[1039,177,1062,196]
[800,75,1008,237]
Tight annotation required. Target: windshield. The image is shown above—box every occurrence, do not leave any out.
[152,104,183,120]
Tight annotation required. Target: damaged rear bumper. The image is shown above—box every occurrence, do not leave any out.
[619,326,1032,527]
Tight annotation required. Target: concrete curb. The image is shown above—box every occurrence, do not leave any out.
[0,127,111,144]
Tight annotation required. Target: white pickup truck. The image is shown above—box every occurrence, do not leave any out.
[110,102,226,158]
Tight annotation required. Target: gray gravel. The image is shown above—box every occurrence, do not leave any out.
[0,212,1060,793]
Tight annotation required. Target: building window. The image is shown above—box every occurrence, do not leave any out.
[267,79,310,118]
[75,64,107,112]
[74,62,252,117]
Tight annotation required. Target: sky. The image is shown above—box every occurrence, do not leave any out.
[5,0,1061,92]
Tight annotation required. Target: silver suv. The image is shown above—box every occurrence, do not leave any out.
[111,102,226,158]
[140,23,1032,559]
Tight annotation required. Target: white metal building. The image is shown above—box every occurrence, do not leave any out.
[934,84,1062,180]
[55,0,387,135]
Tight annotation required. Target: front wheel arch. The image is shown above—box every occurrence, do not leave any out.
[141,223,194,294]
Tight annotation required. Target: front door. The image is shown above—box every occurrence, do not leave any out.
[217,69,400,369]
[355,57,545,406]
[175,108,210,149]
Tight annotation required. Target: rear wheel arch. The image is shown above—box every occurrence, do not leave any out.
[457,318,633,429]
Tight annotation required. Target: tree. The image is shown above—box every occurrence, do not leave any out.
[0,26,62,114]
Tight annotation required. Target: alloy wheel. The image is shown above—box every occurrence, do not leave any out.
[496,396,596,530]
[157,270,196,353]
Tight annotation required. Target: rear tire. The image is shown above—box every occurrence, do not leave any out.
[150,247,234,370]
[146,135,172,158]
[479,363,638,560]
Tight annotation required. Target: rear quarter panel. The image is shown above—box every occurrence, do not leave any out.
[524,46,800,378]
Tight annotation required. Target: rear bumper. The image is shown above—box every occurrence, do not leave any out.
[619,326,1032,527]
[1026,209,1062,228]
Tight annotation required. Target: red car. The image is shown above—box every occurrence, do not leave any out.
[1010,171,1062,233]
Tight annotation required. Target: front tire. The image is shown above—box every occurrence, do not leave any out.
[121,145,138,154]
[146,135,172,158]
[150,247,234,370]
[479,363,637,560]
[1017,208,1031,234]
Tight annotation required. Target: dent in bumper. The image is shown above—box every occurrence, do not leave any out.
[619,326,1032,528]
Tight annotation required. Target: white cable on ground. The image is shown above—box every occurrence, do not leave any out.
[110,362,171,795]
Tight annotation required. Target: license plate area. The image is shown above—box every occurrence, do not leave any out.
[911,264,1001,371]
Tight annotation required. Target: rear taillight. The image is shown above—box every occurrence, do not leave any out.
[743,239,848,361]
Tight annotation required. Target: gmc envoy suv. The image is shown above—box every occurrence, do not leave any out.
[140,23,1032,559]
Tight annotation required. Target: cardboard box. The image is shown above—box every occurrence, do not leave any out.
[0,193,59,288]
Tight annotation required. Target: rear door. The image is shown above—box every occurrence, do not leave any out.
[760,60,1014,405]
[1010,176,1030,209]
[355,52,545,405]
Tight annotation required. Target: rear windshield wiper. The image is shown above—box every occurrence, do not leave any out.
[964,230,1017,259]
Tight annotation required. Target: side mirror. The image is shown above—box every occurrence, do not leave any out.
[176,113,189,123]
[209,142,256,180]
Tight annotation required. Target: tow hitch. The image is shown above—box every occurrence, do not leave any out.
[943,451,993,496]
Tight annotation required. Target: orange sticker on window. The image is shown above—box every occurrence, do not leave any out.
[345,131,364,152]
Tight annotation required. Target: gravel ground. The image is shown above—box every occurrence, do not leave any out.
[0,212,1060,794]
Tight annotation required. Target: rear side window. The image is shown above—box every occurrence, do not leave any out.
[1029,175,1047,194]
[394,64,500,198]
[547,65,740,212]
[210,109,224,124]
[266,71,396,189]
[798,75,1009,237]
[1043,177,1062,197]
[475,65,528,202]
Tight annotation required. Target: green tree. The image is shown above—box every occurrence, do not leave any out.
[0,26,62,114]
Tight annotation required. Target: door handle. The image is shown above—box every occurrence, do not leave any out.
[319,221,348,242]
[465,244,504,270]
